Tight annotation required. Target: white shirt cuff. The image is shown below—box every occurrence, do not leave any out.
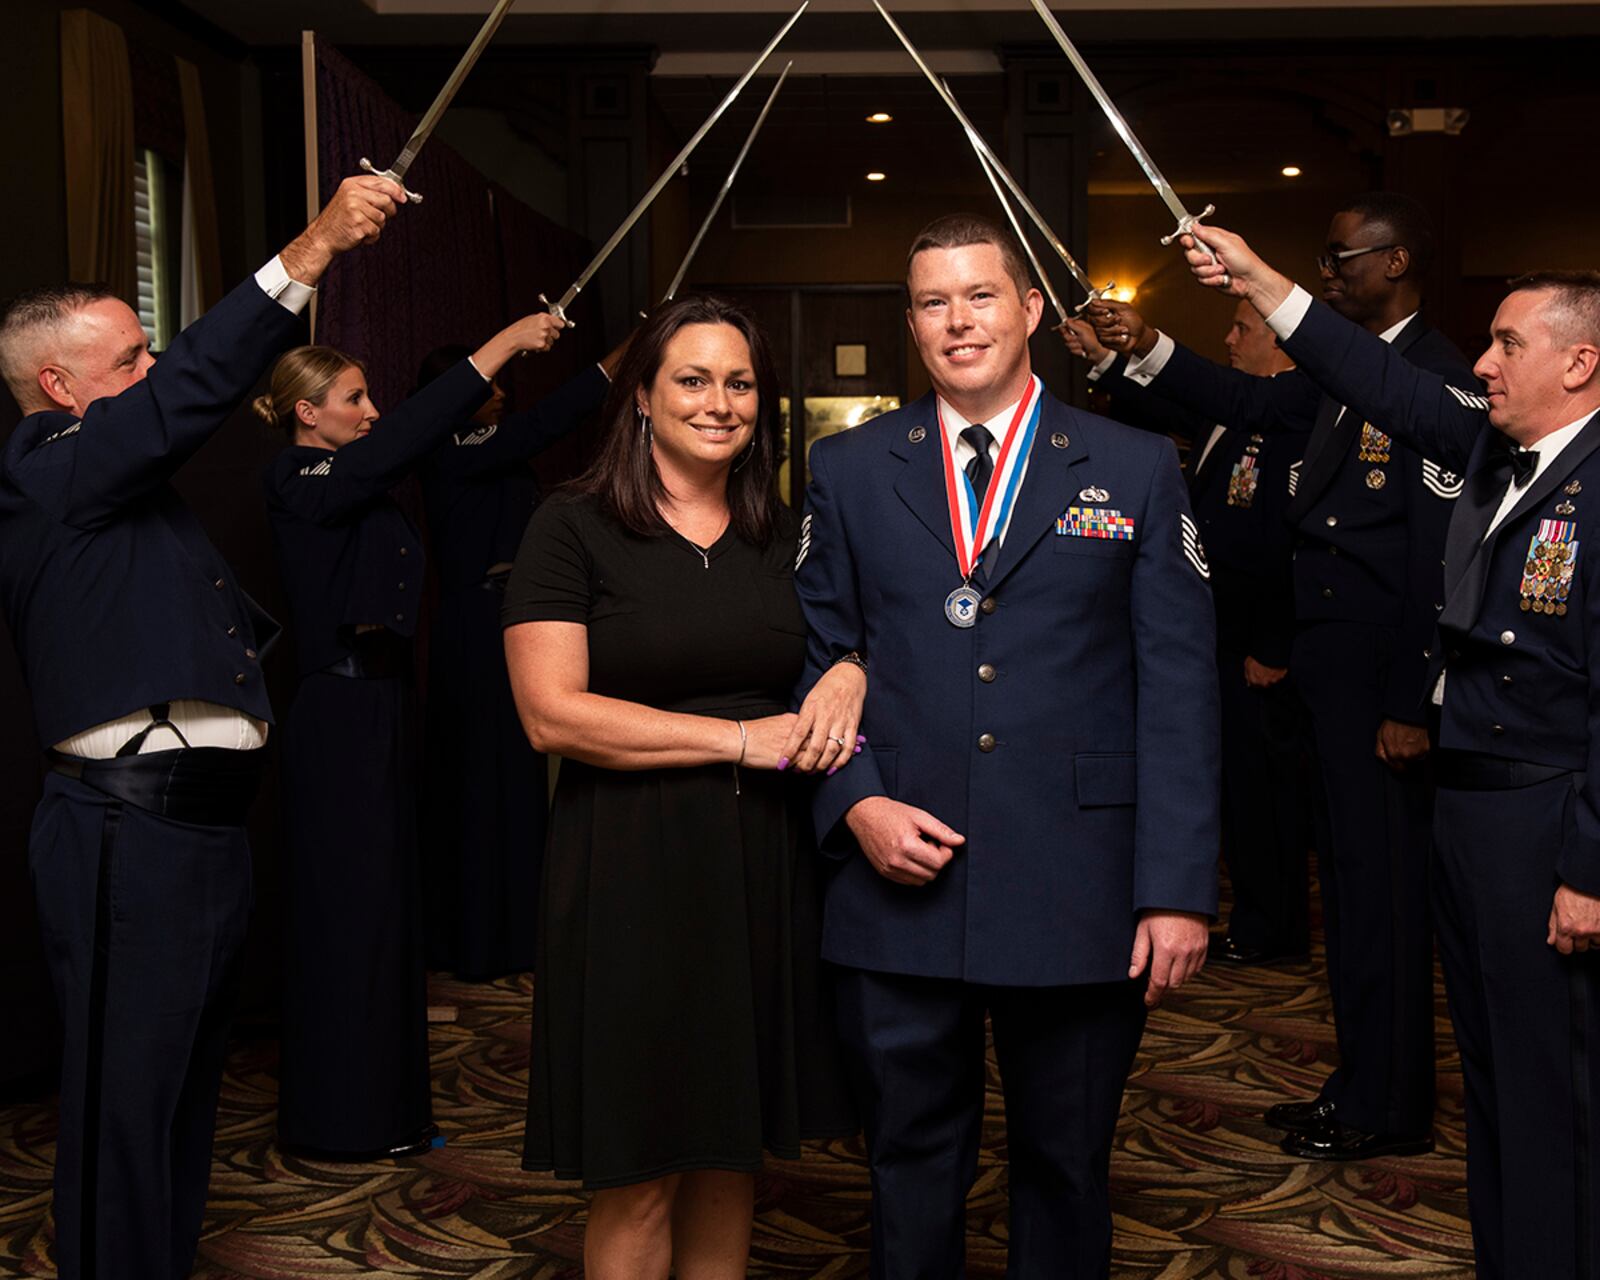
[1122,331,1176,386]
[1264,285,1314,342]
[597,361,611,383]
[1086,351,1117,382]
[254,256,317,316]
[465,355,492,382]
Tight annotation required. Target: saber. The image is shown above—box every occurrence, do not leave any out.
[935,74,1112,312]
[543,1,808,326]
[358,0,517,204]
[971,146,1067,329]
[662,61,792,304]
[1024,0,1214,249]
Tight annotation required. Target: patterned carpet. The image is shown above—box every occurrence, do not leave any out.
[0,880,1475,1279]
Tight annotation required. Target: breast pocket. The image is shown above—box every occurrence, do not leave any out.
[1053,536,1137,560]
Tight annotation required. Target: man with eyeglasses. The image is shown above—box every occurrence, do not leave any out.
[1176,223,1600,1280]
[1087,191,1479,1162]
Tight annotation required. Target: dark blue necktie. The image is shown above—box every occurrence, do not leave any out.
[962,424,996,504]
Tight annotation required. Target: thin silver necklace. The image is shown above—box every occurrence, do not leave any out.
[671,514,730,569]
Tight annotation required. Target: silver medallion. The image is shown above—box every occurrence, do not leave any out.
[1051,432,1070,449]
[908,426,927,444]
[945,584,982,628]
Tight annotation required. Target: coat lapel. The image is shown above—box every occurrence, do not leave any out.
[1439,412,1600,633]
[981,394,1091,592]
[889,392,955,559]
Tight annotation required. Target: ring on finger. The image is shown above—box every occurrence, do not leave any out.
[827,735,847,746]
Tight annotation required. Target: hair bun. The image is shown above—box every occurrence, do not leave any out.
[251,392,277,426]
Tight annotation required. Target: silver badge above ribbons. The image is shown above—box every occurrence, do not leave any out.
[908,426,927,444]
[1079,486,1110,503]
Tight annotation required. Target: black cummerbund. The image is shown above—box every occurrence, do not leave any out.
[46,747,266,826]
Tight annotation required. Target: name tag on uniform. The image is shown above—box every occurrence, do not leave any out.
[1057,506,1135,540]
[1520,518,1579,616]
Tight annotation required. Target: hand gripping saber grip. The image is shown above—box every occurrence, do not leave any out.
[358,158,423,206]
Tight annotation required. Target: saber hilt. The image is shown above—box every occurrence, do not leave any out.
[1070,281,1118,315]
[539,292,576,328]
[359,157,423,205]
[1159,204,1216,248]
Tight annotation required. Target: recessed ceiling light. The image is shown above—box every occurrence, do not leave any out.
[867,112,893,124]
[1281,165,1303,178]
[866,171,887,182]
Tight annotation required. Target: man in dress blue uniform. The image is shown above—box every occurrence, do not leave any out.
[793,213,1220,1278]
[1063,304,1311,966]
[1089,193,1476,1161]
[1178,223,1600,1280]
[0,174,405,1280]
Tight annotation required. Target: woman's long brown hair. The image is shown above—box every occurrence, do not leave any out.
[567,295,785,546]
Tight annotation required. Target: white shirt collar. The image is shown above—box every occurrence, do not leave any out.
[1377,310,1418,345]
[939,389,1026,463]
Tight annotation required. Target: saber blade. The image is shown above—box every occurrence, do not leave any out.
[971,146,1067,327]
[543,1,808,325]
[1024,0,1213,245]
[663,61,792,304]
[358,0,518,204]
[932,74,1111,310]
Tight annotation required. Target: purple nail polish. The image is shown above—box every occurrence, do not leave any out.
[777,757,789,771]
[854,745,862,755]
[827,766,838,776]
[856,734,867,743]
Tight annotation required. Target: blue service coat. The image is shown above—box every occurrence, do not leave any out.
[1137,319,1476,723]
[1280,298,1600,894]
[0,276,294,746]
[263,360,490,677]
[421,363,609,587]
[1098,356,1304,667]
[795,388,1221,987]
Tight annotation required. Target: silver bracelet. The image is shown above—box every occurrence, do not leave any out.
[736,719,748,765]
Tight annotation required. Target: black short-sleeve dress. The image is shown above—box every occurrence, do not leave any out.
[503,493,855,1188]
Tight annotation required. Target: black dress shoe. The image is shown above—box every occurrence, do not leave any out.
[1279,1119,1434,1161]
[1263,1097,1336,1133]
[1208,935,1310,966]
[280,1122,440,1163]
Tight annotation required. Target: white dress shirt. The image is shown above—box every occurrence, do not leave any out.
[54,257,313,759]
[938,386,1034,550]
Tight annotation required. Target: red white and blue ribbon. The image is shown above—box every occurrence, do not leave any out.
[935,375,1042,581]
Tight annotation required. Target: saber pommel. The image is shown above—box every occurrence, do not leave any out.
[358,158,423,205]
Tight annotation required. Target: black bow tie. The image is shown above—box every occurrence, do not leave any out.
[1491,444,1539,485]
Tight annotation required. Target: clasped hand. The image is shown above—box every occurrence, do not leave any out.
[740,661,866,775]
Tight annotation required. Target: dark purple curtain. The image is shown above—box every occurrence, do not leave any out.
[314,40,506,410]
[492,179,607,485]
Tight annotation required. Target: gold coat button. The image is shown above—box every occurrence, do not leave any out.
[1500,630,1516,645]
[980,597,997,615]
[977,663,996,683]
[977,733,997,752]
[233,673,246,685]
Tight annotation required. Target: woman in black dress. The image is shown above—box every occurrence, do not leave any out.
[255,311,563,1159]
[503,296,863,1277]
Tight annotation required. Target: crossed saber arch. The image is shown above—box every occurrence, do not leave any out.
[871,0,1219,319]
[354,0,1208,326]
[356,0,808,325]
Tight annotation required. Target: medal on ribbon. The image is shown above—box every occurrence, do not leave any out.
[1358,423,1392,464]
[1227,456,1258,508]
[937,376,1042,627]
[1519,518,1579,616]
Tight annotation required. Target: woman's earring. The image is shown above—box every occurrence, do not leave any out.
[636,406,652,445]
[732,441,755,472]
